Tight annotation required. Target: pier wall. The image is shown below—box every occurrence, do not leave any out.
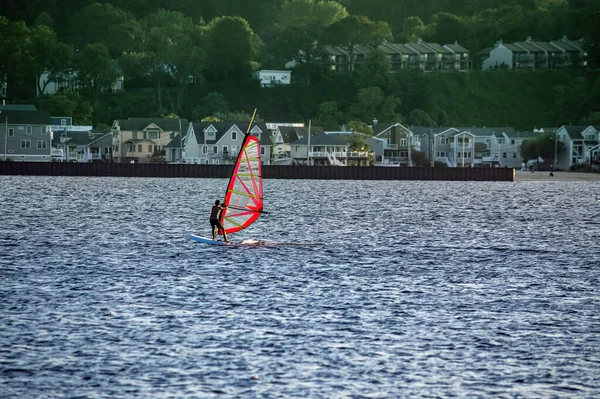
[0,162,515,181]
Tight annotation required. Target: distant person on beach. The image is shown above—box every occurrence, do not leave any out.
[210,200,228,242]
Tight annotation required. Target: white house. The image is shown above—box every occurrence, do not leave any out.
[181,122,272,165]
[555,125,600,169]
[253,70,291,87]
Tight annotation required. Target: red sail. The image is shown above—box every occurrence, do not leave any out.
[220,134,263,234]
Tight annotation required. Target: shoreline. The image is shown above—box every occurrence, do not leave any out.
[515,170,600,181]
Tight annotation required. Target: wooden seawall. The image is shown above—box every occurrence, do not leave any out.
[0,162,515,181]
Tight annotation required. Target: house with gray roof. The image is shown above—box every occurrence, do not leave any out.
[372,122,414,166]
[589,143,600,171]
[555,125,600,169]
[482,36,587,70]
[182,122,271,165]
[290,132,359,166]
[53,128,112,162]
[111,118,188,163]
[0,109,53,161]
[317,40,471,73]
[490,130,542,168]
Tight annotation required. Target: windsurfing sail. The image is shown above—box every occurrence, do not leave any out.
[219,109,263,236]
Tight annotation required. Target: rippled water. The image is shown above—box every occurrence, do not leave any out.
[1,176,599,398]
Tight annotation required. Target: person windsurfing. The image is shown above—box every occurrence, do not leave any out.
[210,200,228,242]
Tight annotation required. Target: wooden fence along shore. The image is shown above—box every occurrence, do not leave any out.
[0,162,515,181]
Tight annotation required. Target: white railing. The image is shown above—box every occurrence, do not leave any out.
[310,151,347,158]
[385,144,399,149]
[346,151,371,158]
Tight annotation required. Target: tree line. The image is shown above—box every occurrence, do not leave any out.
[0,0,598,131]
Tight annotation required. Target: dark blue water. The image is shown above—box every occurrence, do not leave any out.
[1,176,599,398]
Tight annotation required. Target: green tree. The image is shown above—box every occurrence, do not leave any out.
[205,16,259,84]
[349,87,401,123]
[40,90,93,125]
[33,11,54,28]
[74,3,142,58]
[520,132,564,163]
[356,49,390,88]
[274,1,347,85]
[325,15,392,76]
[143,10,207,114]
[74,43,120,104]
[280,0,348,27]
[191,92,230,120]
[0,19,34,99]
[29,24,73,98]
[316,101,344,130]
[347,120,372,135]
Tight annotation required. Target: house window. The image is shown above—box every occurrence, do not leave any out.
[458,137,470,144]
[513,153,517,158]
[261,147,265,155]
[202,145,207,154]
[21,140,31,148]
[400,151,408,157]
[400,138,407,146]
[586,134,594,140]
[498,139,504,144]
[145,131,159,140]
[206,131,215,139]
[511,139,515,145]
[26,126,32,135]
[437,151,446,157]
[503,152,507,158]
[232,131,237,140]
[458,152,462,158]
[148,144,152,152]
[133,131,138,139]
[42,126,49,135]
[222,146,228,155]
[8,128,14,137]
[438,137,447,144]
[138,144,142,152]
[212,145,218,154]
[37,140,47,149]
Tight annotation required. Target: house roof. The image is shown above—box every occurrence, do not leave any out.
[323,45,348,56]
[0,110,51,124]
[373,123,411,136]
[165,134,186,148]
[124,138,156,144]
[115,118,189,132]
[445,42,469,53]
[499,130,540,139]
[515,41,545,52]
[291,132,349,146]
[278,126,323,143]
[504,43,527,53]
[386,43,418,54]
[425,42,452,54]
[406,42,436,54]
[550,40,581,53]
[190,122,271,146]
[0,104,37,111]
[563,125,586,139]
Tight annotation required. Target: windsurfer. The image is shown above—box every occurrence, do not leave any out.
[210,200,228,242]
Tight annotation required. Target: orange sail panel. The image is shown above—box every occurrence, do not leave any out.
[221,134,263,234]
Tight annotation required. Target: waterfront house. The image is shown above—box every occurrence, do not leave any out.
[112,118,188,163]
[164,132,186,163]
[0,109,52,161]
[490,130,541,168]
[289,132,370,166]
[554,125,600,169]
[53,128,112,162]
[270,125,323,165]
[482,36,587,70]
[590,143,600,171]
[372,123,414,166]
[182,122,272,165]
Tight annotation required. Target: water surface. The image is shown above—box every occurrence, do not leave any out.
[1,176,599,398]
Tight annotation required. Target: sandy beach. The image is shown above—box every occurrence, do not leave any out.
[515,170,600,181]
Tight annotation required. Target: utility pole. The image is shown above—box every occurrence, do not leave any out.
[554,130,558,170]
[3,113,7,161]
[462,132,466,167]
[307,119,311,166]
[178,118,182,163]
